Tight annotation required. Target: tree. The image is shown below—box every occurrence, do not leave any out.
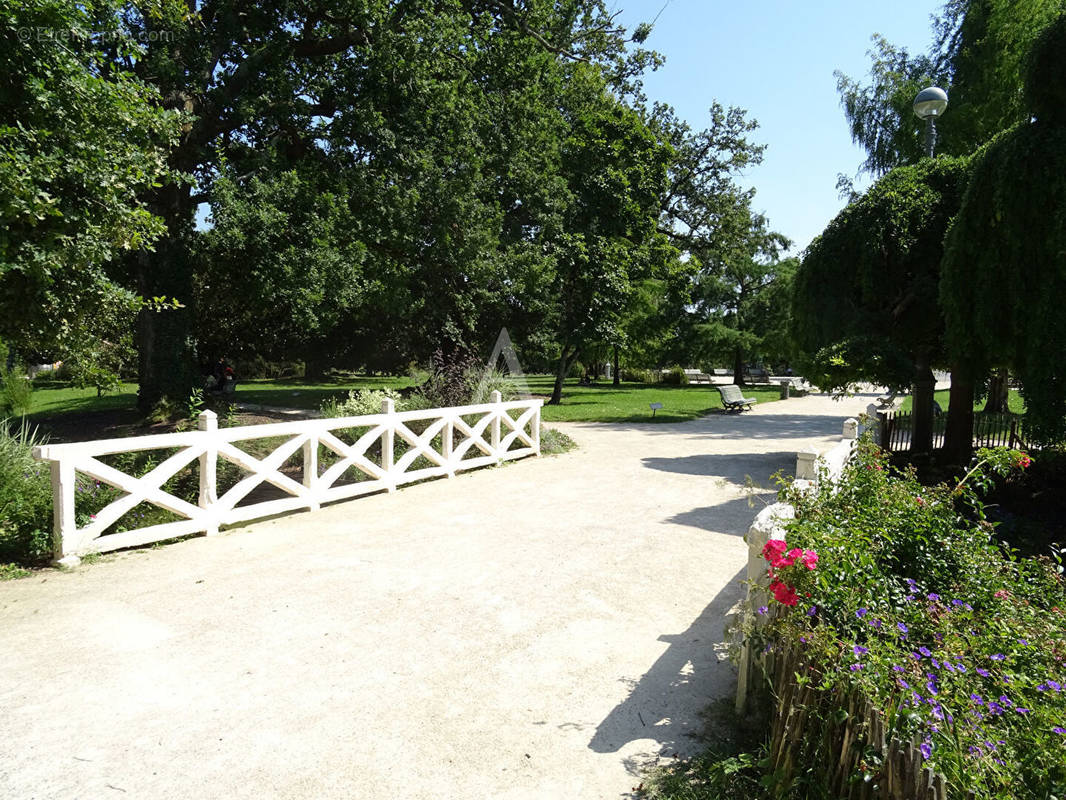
[941,13,1066,445]
[793,157,969,453]
[836,0,1065,176]
[0,0,181,361]
[691,209,791,384]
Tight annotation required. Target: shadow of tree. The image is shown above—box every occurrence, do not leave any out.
[587,567,747,770]
[666,495,777,537]
[642,450,797,482]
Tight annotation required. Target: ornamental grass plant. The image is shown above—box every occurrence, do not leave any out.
[756,441,1066,798]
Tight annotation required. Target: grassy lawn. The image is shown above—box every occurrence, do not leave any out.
[25,375,415,420]
[27,380,139,419]
[24,373,781,425]
[525,375,780,423]
[899,387,1026,414]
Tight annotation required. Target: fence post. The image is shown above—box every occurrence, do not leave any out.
[442,412,455,477]
[879,410,890,450]
[796,446,819,481]
[50,460,78,567]
[533,402,541,455]
[491,390,502,456]
[381,397,396,492]
[198,410,220,535]
[303,432,319,511]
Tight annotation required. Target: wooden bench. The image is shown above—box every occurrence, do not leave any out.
[718,384,756,412]
[744,367,770,383]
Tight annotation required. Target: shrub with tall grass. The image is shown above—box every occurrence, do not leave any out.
[0,422,53,565]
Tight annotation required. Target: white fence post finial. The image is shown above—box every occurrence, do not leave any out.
[197,410,220,535]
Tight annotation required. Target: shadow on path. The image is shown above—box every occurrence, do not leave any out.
[642,450,796,483]
[587,567,746,776]
[575,411,862,440]
[666,495,776,537]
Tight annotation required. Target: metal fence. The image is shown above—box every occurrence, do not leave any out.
[879,410,1033,453]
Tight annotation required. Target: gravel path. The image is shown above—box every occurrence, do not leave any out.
[0,391,876,800]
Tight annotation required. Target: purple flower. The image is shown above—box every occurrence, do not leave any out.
[970,693,982,703]
[920,740,932,759]
[855,608,868,618]
[911,651,922,660]
[757,606,768,616]
[1018,638,1029,646]
[898,678,910,688]
[990,654,1006,661]
[988,702,1004,715]
[976,668,990,677]
[853,645,869,656]
[951,599,963,607]
[906,578,917,588]
[927,593,940,602]
[892,665,904,672]
[1053,727,1066,735]
[1049,680,1062,692]
[942,662,954,673]
[999,695,1012,708]
[1016,707,1030,714]
[955,664,967,673]
[931,704,944,720]
[1038,684,1048,691]
[926,680,938,696]
[850,663,864,671]
[919,646,932,657]
[897,622,909,636]
[868,618,883,629]
[905,594,916,602]
[806,605,817,617]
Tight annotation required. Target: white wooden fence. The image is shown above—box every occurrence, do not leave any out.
[32,392,542,565]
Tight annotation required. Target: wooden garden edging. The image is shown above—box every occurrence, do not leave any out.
[33,392,541,566]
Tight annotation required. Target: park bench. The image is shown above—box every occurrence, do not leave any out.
[744,366,770,383]
[718,384,756,412]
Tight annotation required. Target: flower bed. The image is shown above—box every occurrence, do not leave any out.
[749,441,1066,798]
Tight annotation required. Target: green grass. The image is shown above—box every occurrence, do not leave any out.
[525,375,780,423]
[233,376,415,410]
[26,380,139,418]
[24,375,416,419]
[899,387,1026,414]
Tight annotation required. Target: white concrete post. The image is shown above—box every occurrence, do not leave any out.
[303,433,319,511]
[843,417,859,439]
[490,390,502,455]
[795,446,819,481]
[50,460,78,566]
[381,397,396,492]
[197,410,220,535]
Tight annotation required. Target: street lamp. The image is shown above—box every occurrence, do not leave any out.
[913,87,949,158]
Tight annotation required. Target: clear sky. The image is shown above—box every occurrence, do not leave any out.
[611,0,942,253]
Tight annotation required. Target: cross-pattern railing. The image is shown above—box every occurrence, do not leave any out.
[32,392,542,565]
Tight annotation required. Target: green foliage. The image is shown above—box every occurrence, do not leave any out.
[1024,12,1066,123]
[758,441,1066,797]
[0,345,32,418]
[836,0,1066,176]
[0,0,182,357]
[941,14,1066,444]
[661,366,690,385]
[539,427,577,456]
[794,157,969,391]
[0,422,53,565]
[620,367,656,383]
[320,388,407,419]
[639,749,767,800]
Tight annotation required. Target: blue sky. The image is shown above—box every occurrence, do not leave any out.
[611,0,942,253]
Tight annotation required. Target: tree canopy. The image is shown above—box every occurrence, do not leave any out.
[941,13,1066,444]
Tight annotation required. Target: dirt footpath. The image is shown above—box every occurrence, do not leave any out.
[0,392,874,800]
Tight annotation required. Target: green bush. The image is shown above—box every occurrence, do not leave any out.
[0,422,53,565]
[660,366,689,385]
[540,427,577,455]
[620,367,655,383]
[321,388,407,418]
[754,441,1066,797]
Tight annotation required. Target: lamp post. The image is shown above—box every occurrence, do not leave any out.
[913,86,949,157]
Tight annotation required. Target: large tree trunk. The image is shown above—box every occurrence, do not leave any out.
[983,367,1010,414]
[549,346,576,405]
[910,354,936,454]
[944,361,976,464]
[732,346,745,387]
[134,188,199,413]
[612,344,620,387]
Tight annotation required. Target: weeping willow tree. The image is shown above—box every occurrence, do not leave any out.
[793,157,969,453]
[941,14,1066,447]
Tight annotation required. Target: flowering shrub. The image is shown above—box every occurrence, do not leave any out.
[762,440,1066,797]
